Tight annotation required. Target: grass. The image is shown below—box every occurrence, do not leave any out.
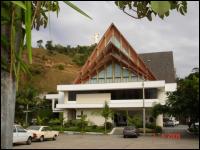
[138,128,155,133]
[51,125,112,133]
[20,48,81,92]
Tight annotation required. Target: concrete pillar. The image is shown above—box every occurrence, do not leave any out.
[156,114,163,127]
[63,110,69,123]
[52,99,55,110]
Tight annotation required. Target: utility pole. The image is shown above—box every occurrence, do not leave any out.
[23,104,31,126]
[142,76,146,135]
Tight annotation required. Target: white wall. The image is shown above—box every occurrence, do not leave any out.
[76,93,111,104]
[76,109,112,126]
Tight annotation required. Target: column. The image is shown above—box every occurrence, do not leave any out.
[156,114,163,127]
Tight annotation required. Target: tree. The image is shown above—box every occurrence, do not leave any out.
[1,1,92,148]
[151,103,169,118]
[45,40,54,51]
[77,114,88,133]
[115,1,187,21]
[37,40,43,48]
[15,85,39,125]
[151,69,199,127]
[101,101,112,134]
[167,70,199,126]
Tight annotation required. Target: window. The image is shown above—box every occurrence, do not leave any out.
[68,92,76,101]
[16,126,26,132]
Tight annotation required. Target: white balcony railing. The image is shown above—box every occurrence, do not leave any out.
[56,99,160,109]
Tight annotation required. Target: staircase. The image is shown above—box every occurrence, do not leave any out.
[109,127,124,135]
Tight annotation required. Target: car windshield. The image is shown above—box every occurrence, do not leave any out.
[27,126,41,130]
[125,126,135,130]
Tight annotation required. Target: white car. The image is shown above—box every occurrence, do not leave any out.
[174,120,179,126]
[13,124,32,145]
[27,126,59,142]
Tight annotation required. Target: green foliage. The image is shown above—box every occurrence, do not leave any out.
[43,41,96,66]
[49,118,61,125]
[151,1,170,15]
[1,1,91,89]
[37,40,44,48]
[115,1,187,21]
[63,1,92,20]
[25,1,32,64]
[36,116,45,125]
[101,101,112,133]
[151,104,169,118]
[146,123,156,129]
[45,41,54,50]
[103,122,113,130]
[167,70,199,123]
[76,115,88,133]
[11,1,26,10]
[130,115,143,128]
[91,125,98,129]
[155,126,162,133]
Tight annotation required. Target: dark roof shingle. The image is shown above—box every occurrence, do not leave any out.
[139,51,176,83]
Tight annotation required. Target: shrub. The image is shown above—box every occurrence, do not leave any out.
[146,123,156,129]
[48,118,61,125]
[130,115,142,128]
[91,125,98,129]
[155,126,162,133]
[104,122,113,130]
[57,64,64,70]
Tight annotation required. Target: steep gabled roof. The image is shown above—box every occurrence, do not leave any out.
[74,23,157,84]
[139,51,176,83]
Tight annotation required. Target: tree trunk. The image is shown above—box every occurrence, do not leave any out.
[1,71,16,149]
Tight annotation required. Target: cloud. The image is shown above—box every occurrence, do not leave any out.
[32,1,199,78]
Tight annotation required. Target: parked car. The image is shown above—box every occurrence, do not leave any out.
[27,126,59,142]
[123,126,140,138]
[13,124,32,145]
[174,120,179,126]
[164,120,175,127]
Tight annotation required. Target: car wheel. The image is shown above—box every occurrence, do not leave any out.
[39,136,44,142]
[26,137,32,145]
[53,135,57,141]
[123,135,126,138]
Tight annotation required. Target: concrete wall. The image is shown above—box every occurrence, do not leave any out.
[64,92,68,104]
[156,114,163,127]
[76,93,111,104]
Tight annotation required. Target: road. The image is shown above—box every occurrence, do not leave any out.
[13,133,199,149]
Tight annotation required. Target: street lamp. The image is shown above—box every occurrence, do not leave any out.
[142,76,146,135]
[142,59,151,135]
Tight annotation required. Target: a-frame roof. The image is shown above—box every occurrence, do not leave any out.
[74,23,156,84]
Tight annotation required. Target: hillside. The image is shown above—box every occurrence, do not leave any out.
[20,48,81,93]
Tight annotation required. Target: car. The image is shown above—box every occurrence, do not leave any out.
[13,124,32,145]
[174,120,179,126]
[27,126,59,142]
[123,126,140,138]
[164,120,175,127]
[194,122,199,127]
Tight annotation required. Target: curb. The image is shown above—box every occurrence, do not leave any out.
[64,131,104,135]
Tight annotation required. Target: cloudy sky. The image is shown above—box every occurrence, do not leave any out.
[32,1,199,78]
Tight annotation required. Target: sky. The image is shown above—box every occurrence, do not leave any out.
[32,1,199,78]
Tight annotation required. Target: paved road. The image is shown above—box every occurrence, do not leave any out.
[163,125,198,139]
[13,134,199,149]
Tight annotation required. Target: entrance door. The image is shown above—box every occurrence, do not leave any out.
[114,112,127,127]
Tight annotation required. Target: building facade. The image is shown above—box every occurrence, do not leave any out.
[46,23,177,127]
